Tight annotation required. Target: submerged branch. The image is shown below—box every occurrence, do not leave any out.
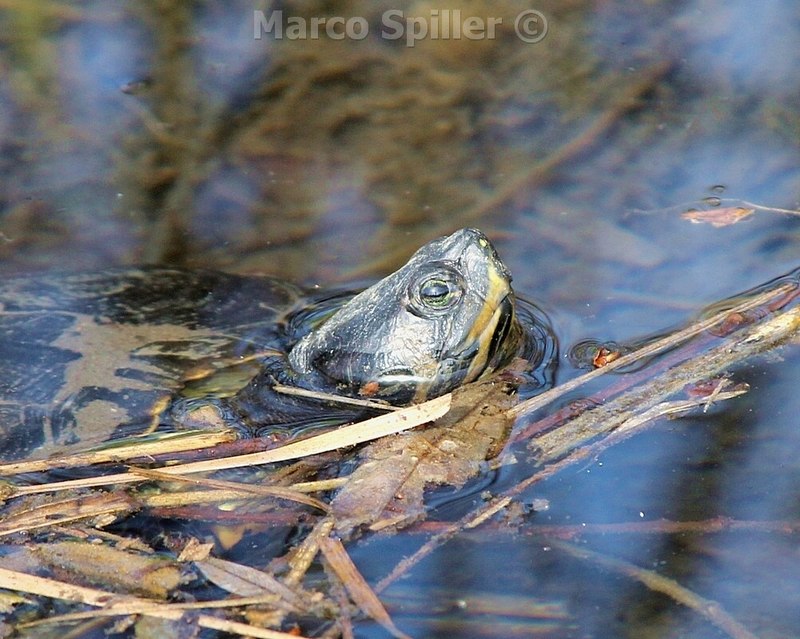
[549,540,760,639]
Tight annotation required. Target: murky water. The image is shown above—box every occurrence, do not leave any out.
[0,1,798,638]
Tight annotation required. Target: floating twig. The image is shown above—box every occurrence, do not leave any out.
[129,466,330,512]
[320,535,412,639]
[508,279,796,421]
[0,430,237,476]
[273,384,399,411]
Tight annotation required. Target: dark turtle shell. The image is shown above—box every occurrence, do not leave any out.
[0,229,555,462]
[0,268,310,460]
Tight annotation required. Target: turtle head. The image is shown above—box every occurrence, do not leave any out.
[288,228,524,404]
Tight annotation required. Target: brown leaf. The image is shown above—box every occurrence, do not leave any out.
[592,347,621,368]
[195,556,304,609]
[331,378,516,536]
[681,207,754,227]
[177,538,214,562]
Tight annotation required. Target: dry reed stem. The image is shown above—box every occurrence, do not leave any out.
[7,394,451,496]
[508,280,795,420]
[0,567,308,639]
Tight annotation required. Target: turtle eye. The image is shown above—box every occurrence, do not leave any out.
[409,266,464,315]
[419,277,458,309]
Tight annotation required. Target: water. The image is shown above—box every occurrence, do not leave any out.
[0,1,799,637]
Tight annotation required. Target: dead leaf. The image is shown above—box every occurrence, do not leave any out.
[196,557,304,609]
[332,378,516,536]
[177,538,214,562]
[592,346,621,368]
[681,207,754,227]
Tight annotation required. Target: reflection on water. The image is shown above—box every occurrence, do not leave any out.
[0,0,799,637]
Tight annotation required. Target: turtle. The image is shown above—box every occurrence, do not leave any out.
[0,228,555,462]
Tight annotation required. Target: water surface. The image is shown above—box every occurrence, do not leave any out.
[0,1,798,637]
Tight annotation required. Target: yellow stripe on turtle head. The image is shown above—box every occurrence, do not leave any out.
[462,264,515,384]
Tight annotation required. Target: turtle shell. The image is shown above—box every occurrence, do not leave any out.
[0,268,312,461]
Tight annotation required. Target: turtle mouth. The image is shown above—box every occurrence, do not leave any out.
[484,294,515,369]
[463,292,517,384]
